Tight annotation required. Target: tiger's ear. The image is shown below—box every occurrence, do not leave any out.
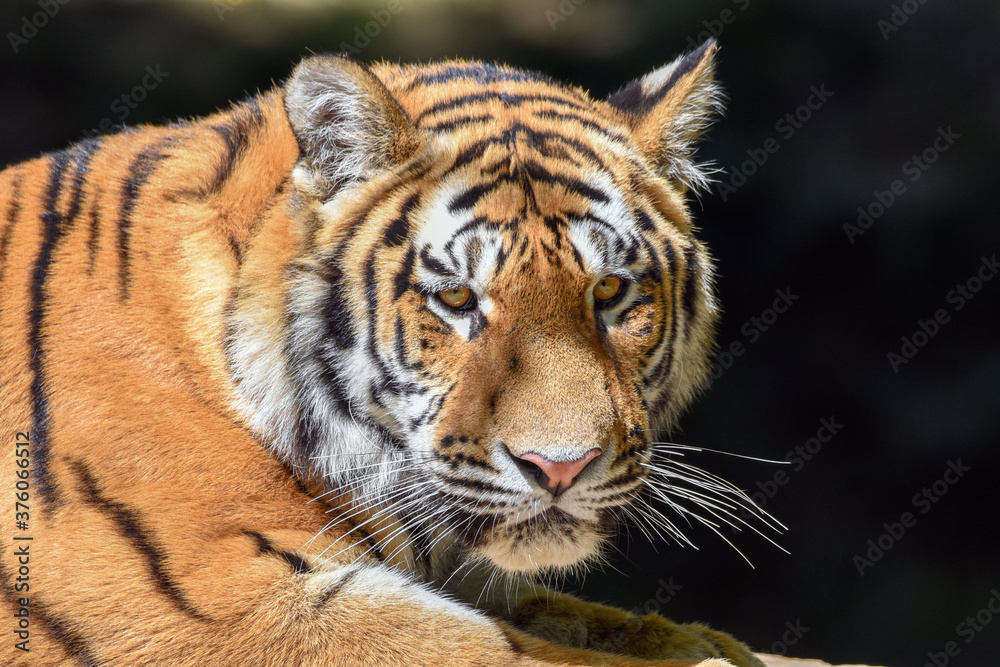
[285,54,421,199]
[607,39,722,194]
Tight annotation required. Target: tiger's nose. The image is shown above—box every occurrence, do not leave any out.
[515,448,602,497]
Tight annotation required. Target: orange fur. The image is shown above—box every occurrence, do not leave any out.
[0,41,763,666]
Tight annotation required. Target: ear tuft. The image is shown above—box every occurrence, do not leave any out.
[285,54,421,198]
[607,39,723,194]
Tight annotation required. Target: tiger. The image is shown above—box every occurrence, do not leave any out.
[0,38,772,666]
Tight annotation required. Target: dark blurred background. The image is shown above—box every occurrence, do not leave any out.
[2,1,997,664]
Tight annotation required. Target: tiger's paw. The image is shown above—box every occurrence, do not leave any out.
[510,594,763,667]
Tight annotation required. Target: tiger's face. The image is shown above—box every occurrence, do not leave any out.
[232,44,722,573]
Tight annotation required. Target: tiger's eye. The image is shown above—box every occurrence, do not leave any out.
[438,286,472,309]
[593,276,622,302]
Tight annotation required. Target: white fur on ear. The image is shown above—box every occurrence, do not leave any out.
[285,55,420,197]
[607,39,724,193]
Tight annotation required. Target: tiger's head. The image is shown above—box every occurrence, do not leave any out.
[231,42,727,573]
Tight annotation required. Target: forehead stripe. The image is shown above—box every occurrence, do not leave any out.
[415,91,592,124]
[447,125,607,172]
[533,109,630,144]
[419,245,452,277]
[523,162,610,204]
[383,192,420,247]
[405,63,556,91]
[424,113,496,132]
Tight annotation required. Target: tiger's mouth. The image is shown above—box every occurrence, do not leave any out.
[425,470,632,573]
[471,505,618,572]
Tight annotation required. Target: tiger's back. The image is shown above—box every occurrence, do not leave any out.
[0,43,766,666]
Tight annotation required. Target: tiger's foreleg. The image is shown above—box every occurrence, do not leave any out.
[441,564,760,667]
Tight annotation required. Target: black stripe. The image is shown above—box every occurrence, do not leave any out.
[419,245,452,276]
[392,245,415,300]
[70,458,209,620]
[314,568,361,608]
[323,265,355,349]
[0,171,24,284]
[0,546,101,666]
[384,192,419,247]
[450,137,495,172]
[436,450,498,473]
[63,138,102,232]
[532,109,630,143]
[616,292,655,328]
[29,151,73,510]
[448,173,519,213]
[207,98,264,196]
[364,249,381,360]
[393,316,425,372]
[351,522,386,562]
[645,239,680,388]
[118,140,172,300]
[635,208,656,232]
[363,249,419,399]
[246,530,310,574]
[437,475,511,495]
[415,91,591,124]
[624,240,639,266]
[409,390,445,431]
[593,467,643,490]
[641,237,671,379]
[441,217,492,271]
[467,311,487,341]
[496,240,511,273]
[523,161,610,204]
[446,125,605,176]
[86,187,102,275]
[25,142,103,509]
[424,113,495,132]
[681,244,700,337]
[406,63,554,91]
[32,600,102,667]
[641,234,663,283]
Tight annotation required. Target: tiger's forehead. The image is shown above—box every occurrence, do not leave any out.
[411,166,648,296]
[372,60,667,296]
[377,61,605,121]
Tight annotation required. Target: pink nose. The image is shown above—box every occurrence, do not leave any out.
[517,448,602,496]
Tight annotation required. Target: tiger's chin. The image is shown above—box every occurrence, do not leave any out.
[472,515,608,574]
